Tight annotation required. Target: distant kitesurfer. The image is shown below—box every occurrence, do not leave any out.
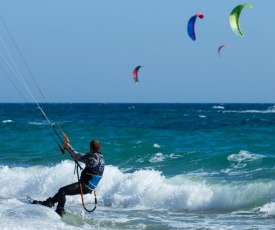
[30,139,105,217]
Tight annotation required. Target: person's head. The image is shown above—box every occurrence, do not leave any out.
[90,140,101,153]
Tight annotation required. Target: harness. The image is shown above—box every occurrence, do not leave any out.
[85,174,102,190]
[74,159,98,212]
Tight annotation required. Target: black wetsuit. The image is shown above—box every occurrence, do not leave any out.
[51,145,105,209]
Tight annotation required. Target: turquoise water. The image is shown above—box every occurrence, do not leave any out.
[1,103,275,229]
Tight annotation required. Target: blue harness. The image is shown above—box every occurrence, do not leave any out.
[85,175,102,190]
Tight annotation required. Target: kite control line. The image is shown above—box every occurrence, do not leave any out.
[0,16,97,213]
[0,16,68,154]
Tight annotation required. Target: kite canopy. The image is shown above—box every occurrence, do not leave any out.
[229,3,253,37]
[218,44,230,57]
[132,65,143,84]
[187,13,204,41]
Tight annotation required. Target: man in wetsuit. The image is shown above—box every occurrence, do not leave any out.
[31,139,105,217]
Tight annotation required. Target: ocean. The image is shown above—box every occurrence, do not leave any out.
[1,103,275,229]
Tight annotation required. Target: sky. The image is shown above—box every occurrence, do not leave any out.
[0,0,274,103]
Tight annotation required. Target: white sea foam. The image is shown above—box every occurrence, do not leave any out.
[212,105,225,109]
[1,161,274,210]
[259,202,275,215]
[227,150,265,166]
[2,120,13,123]
[153,143,160,148]
[149,152,180,163]
[222,151,266,175]
[223,107,275,114]
[1,161,275,229]
[267,105,275,112]
[149,152,165,163]
[28,121,49,125]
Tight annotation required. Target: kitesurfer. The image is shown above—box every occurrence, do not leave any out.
[31,139,105,217]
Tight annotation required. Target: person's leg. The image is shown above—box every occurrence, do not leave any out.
[54,182,81,216]
[31,197,54,207]
[31,182,91,217]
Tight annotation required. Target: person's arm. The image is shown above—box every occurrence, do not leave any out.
[66,144,85,162]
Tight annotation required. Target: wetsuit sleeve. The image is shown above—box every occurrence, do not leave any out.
[66,144,86,163]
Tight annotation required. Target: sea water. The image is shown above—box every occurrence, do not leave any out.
[1,103,275,229]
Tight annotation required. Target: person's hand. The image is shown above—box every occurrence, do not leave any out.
[62,132,70,151]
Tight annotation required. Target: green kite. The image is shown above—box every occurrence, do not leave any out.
[229,3,253,37]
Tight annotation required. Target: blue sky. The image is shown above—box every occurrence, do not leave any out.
[0,0,274,103]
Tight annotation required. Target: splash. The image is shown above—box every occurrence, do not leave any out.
[227,150,265,169]
[1,161,275,213]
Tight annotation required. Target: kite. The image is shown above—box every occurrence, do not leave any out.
[218,44,230,57]
[229,4,253,37]
[187,13,204,41]
[132,65,143,84]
